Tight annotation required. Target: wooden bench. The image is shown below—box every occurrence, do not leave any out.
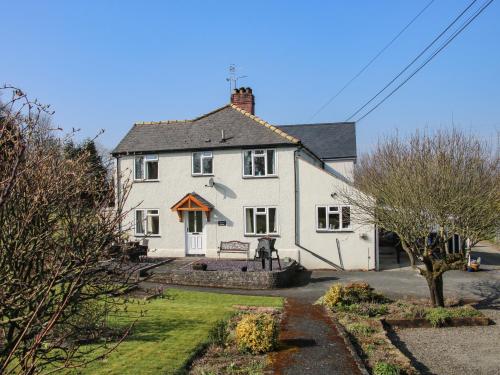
[218,241,250,260]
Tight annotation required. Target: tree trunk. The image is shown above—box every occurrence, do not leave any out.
[422,255,445,307]
[426,274,445,307]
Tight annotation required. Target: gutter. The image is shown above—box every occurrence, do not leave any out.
[294,148,344,271]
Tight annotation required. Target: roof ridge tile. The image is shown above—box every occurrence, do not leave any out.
[229,104,300,144]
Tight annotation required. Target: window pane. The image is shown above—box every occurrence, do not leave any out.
[148,215,159,235]
[146,161,158,180]
[245,208,254,233]
[195,211,203,233]
[145,154,158,160]
[317,207,326,229]
[243,151,252,175]
[135,157,144,179]
[202,156,213,174]
[267,150,275,174]
[329,213,340,230]
[136,210,144,234]
[256,214,267,234]
[254,155,265,176]
[329,206,339,212]
[188,211,195,233]
[268,208,277,233]
[147,209,159,215]
[342,206,351,229]
[193,153,201,174]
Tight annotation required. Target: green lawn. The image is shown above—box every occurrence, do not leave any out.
[71,289,283,375]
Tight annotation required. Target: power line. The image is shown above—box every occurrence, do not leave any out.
[355,0,495,123]
[309,0,435,121]
[345,0,480,122]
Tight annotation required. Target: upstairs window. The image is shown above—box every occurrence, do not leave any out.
[317,205,351,231]
[244,206,278,235]
[135,209,160,235]
[192,151,213,175]
[243,149,276,177]
[134,155,158,180]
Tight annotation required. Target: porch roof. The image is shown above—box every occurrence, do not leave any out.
[170,192,214,222]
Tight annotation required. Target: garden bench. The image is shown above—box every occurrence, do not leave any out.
[218,241,250,261]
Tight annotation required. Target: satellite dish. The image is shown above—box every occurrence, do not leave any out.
[206,177,215,188]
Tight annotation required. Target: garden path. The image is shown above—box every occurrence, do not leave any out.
[268,298,362,375]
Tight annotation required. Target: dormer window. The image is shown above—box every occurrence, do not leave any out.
[134,154,159,181]
[192,151,213,176]
[243,149,276,177]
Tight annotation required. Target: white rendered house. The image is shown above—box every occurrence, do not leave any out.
[112,88,377,270]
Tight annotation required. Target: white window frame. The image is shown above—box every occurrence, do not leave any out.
[244,206,279,236]
[242,149,277,178]
[134,154,159,181]
[316,205,352,231]
[135,208,160,236]
[191,151,214,176]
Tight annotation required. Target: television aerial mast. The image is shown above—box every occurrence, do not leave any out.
[226,64,247,94]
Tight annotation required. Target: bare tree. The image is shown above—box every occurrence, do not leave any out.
[0,85,136,373]
[341,129,499,307]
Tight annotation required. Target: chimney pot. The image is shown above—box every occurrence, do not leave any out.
[230,86,255,115]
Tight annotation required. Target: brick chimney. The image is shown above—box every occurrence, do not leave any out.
[231,87,255,115]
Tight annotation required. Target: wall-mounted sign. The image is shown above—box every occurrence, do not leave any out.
[218,221,227,226]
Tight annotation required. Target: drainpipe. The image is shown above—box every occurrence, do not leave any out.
[115,155,122,232]
[294,148,343,270]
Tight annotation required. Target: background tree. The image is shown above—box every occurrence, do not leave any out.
[0,85,136,374]
[342,129,499,307]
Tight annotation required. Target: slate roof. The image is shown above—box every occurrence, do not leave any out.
[112,105,298,155]
[112,104,356,160]
[277,123,356,159]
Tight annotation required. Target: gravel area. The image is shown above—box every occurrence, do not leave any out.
[393,309,500,375]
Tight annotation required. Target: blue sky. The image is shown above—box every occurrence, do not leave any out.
[2,0,498,153]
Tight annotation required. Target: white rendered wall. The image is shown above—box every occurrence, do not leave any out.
[296,154,375,270]
[118,147,299,260]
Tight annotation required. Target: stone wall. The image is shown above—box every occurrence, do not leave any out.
[150,261,299,289]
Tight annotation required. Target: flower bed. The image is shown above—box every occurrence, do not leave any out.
[189,306,282,374]
[319,282,488,375]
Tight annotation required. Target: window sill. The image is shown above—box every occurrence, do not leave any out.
[192,174,214,177]
[133,179,160,183]
[134,234,161,237]
[242,175,278,179]
[244,234,280,238]
[316,229,354,233]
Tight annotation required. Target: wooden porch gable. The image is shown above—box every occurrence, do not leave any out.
[170,192,214,222]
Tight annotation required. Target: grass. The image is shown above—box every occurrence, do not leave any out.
[69,289,282,375]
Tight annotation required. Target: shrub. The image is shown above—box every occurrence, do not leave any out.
[323,284,344,308]
[340,303,388,317]
[373,362,401,375]
[235,313,278,354]
[207,319,229,347]
[425,307,451,327]
[450,306,481,318]
[346,323,376,336]
[323,282,387,309]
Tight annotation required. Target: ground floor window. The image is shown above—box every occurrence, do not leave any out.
[135,209,160,235]
[317,205,351,231]
[244,206,278,235]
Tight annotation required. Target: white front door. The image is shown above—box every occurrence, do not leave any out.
[185,211,205,255]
